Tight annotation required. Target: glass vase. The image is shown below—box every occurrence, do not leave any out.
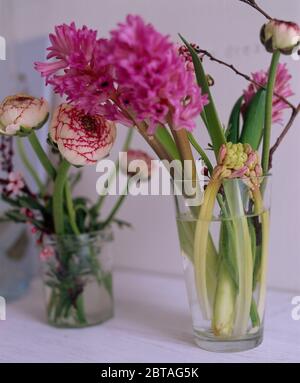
[176,176,271,352]
[0,223,34,301]
[40,229,114,328]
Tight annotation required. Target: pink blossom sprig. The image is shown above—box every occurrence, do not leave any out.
[243,63,294,124]
[6,172,25,196]
[0,136,13,174]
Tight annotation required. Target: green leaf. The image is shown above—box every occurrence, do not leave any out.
[187,133,213,175]
[1,194,21,207]
[18,195,44,211]
[226,96,243,143]
[240,89,266,150]
[5,210,27,223]
[155,125,180,160]
[179,35,226,158]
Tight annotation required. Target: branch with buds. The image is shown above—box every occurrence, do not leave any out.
[238,0,272,20]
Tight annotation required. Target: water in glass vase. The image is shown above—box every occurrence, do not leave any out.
[41,229,114,328]
[176,176,271,352]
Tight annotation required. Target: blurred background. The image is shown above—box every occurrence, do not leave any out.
[0,0,299,293]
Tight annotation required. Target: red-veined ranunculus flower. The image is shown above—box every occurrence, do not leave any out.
[0,94,49,136]
[50,104,116,166]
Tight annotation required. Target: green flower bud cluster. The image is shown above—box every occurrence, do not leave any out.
[213,142,262,183]
[222,142,248,170]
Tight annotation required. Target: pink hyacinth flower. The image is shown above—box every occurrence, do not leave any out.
[6,172,25,196]
[35,23,116,116]
[105,15,209,133]
[243,63,294,124]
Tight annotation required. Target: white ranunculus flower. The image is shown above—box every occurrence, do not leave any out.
[0,94,49,136]
[50,104,116,166]
[261,19,300,55]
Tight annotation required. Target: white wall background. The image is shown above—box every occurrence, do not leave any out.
[4,0,300,291]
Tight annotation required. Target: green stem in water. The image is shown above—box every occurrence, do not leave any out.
[53,160,71,235]
[28,131,56,180]
[213,260,236,337]
[253,187,270,321]
[17,137,45,194]
[75,293,87,325]
[223,180,253,337]
[194,178,221,320]
[65,180,80,235]
[250,298,261,328]
[262,50,280,174]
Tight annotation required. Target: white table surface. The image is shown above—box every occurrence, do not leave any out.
[0,269,299,363]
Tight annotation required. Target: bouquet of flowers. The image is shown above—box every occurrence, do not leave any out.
[0,92,150,326]
[3,0,299,347]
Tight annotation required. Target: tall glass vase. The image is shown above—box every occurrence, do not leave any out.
[176,176,271,352]
[40,229,114,328]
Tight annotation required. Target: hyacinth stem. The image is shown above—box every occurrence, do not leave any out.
[170,126,197,182]
[28,131,56,180]
[212,260,236,337]
[194,177,221,320]
[262,50,281,174]
[223,180,253,337]
[53,159,71,235]
[136,121,173,162]
[65,180,80,235]
[17,137,46,194]
[253,187,270,320]
[111,96,171,162]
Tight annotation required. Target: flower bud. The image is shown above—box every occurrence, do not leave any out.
[120,149,153,180]
[214,142,262,186]
[260,19,300,55]
[50,104,116,166]
[0,94,49,136]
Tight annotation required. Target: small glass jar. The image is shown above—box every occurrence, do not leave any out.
[40,229,114,328]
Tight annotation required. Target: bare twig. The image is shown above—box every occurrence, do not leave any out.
[198,48,297,111]
[269,103,300,169]
[238,0,273,20]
